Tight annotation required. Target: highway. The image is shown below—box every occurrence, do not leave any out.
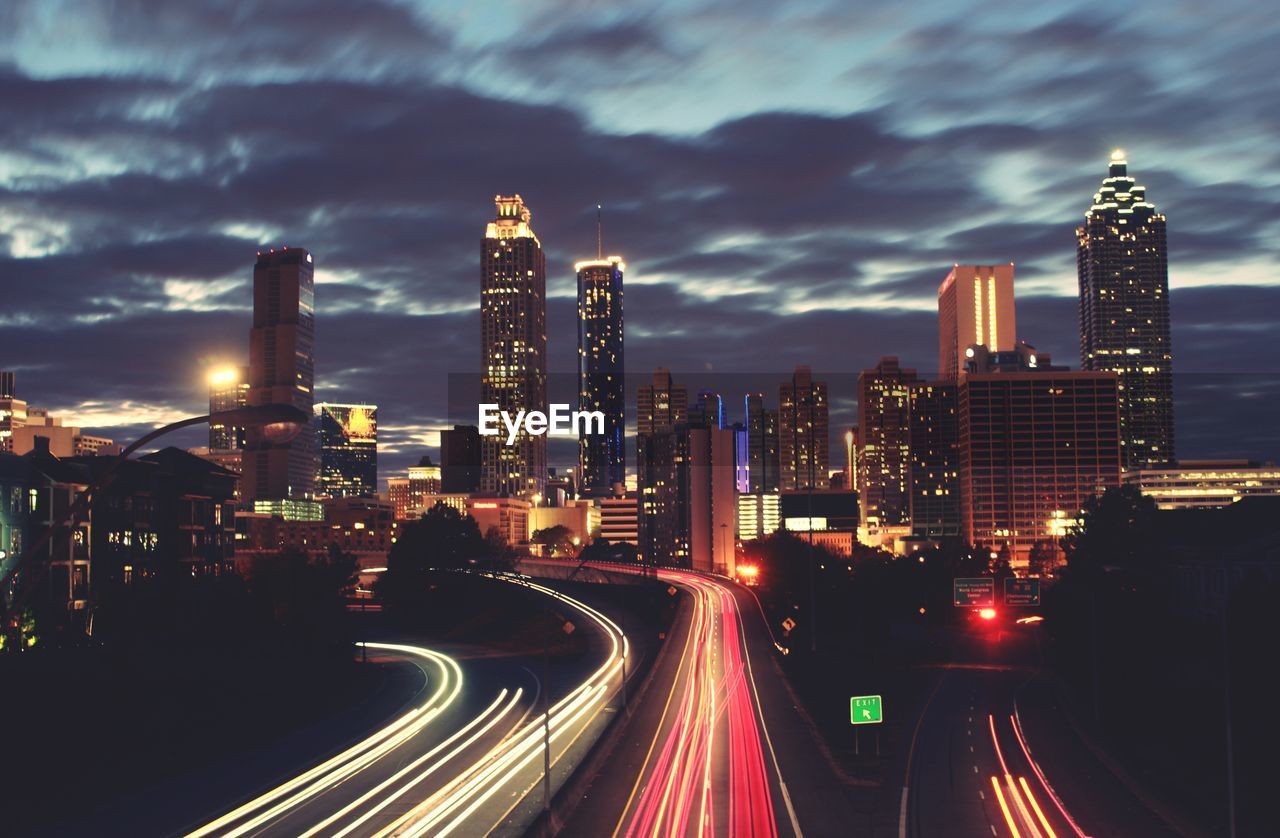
[903,629,1178,838]
[188,573,628,838]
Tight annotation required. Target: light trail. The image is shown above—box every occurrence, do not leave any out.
[376,572,629,837]
[989,714,1044,838]
[1010,712,1089,838]
[991,776,1023,838]
[187,643,465,838]
[611,567,780,837]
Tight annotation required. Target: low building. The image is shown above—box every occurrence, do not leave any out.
[1127,460,1280,510]
[528,500,597,548]
[468,497,531,547]
[387,457,443,519]
[737,493,781,541]
[598,494,639,545]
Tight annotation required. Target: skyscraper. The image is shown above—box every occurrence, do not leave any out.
[481,195,547,498]
[1077,150,1174,469]
[440,425,482,494]
[937,264,1017,382]
[858,357,918,537]
[745,393,780,493]
[778,365,828,491]
[315,403,378,498]
[688,390,725,430]
[0,372,26,453]
[208,365,250,450]
[637,368,687,435]
[959,344,1121,566]
[576,254,625,496]
[907,382,960,538]
[243,247,315,502]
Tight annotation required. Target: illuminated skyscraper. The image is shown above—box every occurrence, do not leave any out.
[243,247,315,502]
[481,195,547,498]
[637,368,687,435]
[1077,151,1174,469]
[315,403,378,498]
[858,357,918,537]
[779,365,828,491]
[908,382,960,538]
[745,393,780,493]
[688,390,725,430]
[208,365,250,450]
[937,264,1016,382]
[576,253,625,496]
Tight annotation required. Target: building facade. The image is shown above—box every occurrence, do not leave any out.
[243,247,316,502]
[208,365,250,450]
[576,256,625,496]
[779,366,828,491]
[440,425,481,494]
[387,457,442,519]
[480,195,547,498]
[598,495,639,545]
[908,382,960,538]
[745,393,780,493]
[857,357,919,538]
[1077,151,1174,469]
[315,403,378,498]
[637,368,687,435]
[1126,460,1280,510]
[959,346,1122,566]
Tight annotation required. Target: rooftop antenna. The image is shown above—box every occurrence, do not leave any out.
[596,203,602,259]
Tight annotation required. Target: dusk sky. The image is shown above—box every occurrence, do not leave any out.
[3,0,1278,479]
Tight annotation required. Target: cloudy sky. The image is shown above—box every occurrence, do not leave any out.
[2,0,1278,480]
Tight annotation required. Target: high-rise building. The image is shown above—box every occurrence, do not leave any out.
[440,425,481,494]
[938,264,1016,382]
[637,431,685,567]
[576,254,625,496]
[1077,151,1174,469]
[243,247,315,503]
[858,357,918,538]
[745,393,780,493]
[637,368,687,435]
[959,344,1121,566]
[315,403,378,498]
[0,372,26,454]
[683,426,738,575]
[208,365,250,450]
[907,382,960,538]
[779,365,828,491]
[388,457,444,519]
[480,195,547,498]
[688,390,725,430]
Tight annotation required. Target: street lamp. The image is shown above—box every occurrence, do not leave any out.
[1,404,309,626]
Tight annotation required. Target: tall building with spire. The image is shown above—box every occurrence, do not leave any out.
[575,236,625,496]
[480,195,547,497]
[1077,151,1174,469]
[243,247,315,503]
[938,264,1016,382]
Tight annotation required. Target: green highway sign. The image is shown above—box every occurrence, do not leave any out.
[1004,577,1041,606]
[850,694,883,725]
[954,577,995,607]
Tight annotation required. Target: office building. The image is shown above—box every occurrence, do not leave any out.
[688,390,725,430]
[468,497,531,547]
[440,425,481,493]
[857,357,918,539]
[315,403,378,498]
[576,254,626,496]
[745,393,780,493]
[243,247,316,502]
[683,426,738,575]
[480,195,547,498]
[938,264,1016,382]
[737,492,781,541]
[908,382,960,538]
[1077,151,1175,469]
[1127,460,1280,510]
[11,406,117,457]
[959,344,1122,566]
[637,431,685,567]
[637,368,687,435]
[387,457,442,519]
[779,366,828,491]
[208,365,250,450]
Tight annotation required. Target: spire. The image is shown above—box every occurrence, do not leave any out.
[596,203,602,259]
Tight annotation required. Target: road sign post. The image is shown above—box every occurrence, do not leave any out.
[953,577,995,607]
[850,694,883,725]
[1004,577,1041,606]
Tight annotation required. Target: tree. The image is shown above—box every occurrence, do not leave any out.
[243,546,357,659]
[377,504,487,615]
[578,538,639,565]
[531,525,576,557]
[1063,485,1158,577]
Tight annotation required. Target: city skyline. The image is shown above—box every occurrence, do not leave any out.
[2,4,1279,480]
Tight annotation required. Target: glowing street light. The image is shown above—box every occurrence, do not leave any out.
[979,608,997,621]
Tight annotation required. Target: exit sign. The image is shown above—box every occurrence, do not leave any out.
[954,577,995,607]
[850,694,883,725]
